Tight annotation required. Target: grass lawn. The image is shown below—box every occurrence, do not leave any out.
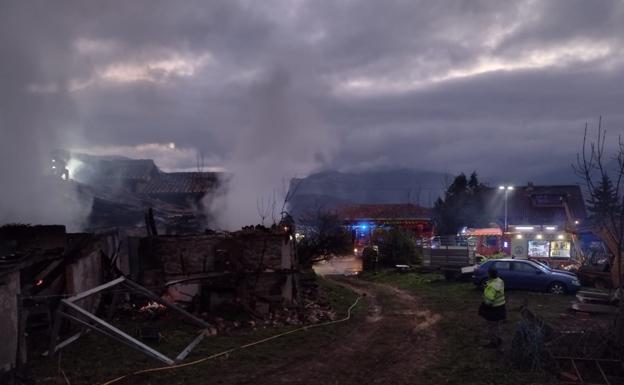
[28,277,367,385]
[359,270,575,385]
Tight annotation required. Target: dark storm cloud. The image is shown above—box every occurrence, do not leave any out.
[2,0,624,226]
[326,63,624,181]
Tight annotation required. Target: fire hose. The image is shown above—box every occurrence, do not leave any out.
[98,295,363,385]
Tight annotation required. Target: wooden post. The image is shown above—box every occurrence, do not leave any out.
[48,306,64,357]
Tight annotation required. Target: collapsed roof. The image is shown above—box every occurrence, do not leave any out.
[62,154,224,231]
[140,172,219,196]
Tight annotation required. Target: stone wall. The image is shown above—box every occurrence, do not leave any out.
[141,232,294,280]
[139,231,297,312]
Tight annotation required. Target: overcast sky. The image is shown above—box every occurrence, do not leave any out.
[2,0,624,226]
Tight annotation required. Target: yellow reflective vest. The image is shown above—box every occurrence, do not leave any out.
[483,277,505,307]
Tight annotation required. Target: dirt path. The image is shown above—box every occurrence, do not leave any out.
[236,277,442,385]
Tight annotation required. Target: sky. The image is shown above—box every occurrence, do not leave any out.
[2,0,624,227]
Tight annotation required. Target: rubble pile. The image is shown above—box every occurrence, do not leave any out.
[194,302,338,336]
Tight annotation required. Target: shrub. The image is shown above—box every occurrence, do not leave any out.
[376,228,419,267]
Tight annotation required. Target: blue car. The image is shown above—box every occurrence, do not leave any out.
[473,259,581,294]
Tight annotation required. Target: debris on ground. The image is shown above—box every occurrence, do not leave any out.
[511,304,624,384]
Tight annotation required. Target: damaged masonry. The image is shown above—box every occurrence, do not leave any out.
[140,230,298,315]
[0,221,323,379]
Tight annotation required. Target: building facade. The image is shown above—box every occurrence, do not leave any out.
[489,183,587,265]
[339,204,434,253]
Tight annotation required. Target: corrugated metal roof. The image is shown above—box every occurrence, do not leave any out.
[139,172,219,195]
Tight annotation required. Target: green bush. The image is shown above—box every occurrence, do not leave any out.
[376,228,420,267]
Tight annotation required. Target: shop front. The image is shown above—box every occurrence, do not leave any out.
[507,225,576,268]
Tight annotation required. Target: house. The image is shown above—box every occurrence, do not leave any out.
[70,154,221,200]
[492,183,586,227]
[57,153,224,232]
[69,154,160,193]
[486,183,587,264]
[339,203,434,252]
[138,172,220,205]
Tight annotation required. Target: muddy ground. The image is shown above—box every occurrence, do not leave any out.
[230,277,442,385]
[32,273,590,385]
[32,277,443,385]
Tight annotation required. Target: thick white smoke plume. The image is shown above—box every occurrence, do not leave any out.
[208,65,334,230]
[0,3,91,230]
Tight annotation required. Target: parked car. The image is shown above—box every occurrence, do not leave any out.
[473,259,581,294]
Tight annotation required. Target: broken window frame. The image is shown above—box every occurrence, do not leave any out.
[48,276,210,365]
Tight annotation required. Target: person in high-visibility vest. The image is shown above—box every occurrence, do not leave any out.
[478,267,506,348]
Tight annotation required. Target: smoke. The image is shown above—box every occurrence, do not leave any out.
[207,64,335,230]
[69,143,224,174]
[0,2,91,230]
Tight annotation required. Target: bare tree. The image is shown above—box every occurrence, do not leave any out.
[270,188,277,225]
[573,117,624,288]
[254,177,303,229]
[256,194,276,226]
[296,207,352,268]
[278,176,302,221]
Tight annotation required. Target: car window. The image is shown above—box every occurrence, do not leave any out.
[492,261,510,270]
[512,262,538,273]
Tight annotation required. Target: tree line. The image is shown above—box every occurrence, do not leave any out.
[433,171,492,235]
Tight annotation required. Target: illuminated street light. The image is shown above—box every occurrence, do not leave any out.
[498,185,514,232]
